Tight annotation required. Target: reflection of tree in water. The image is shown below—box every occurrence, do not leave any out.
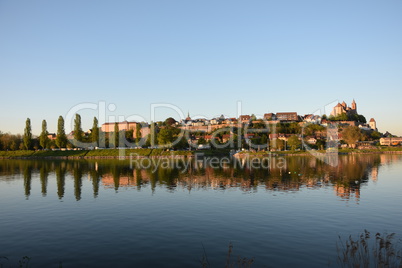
[23,164,32,198]
[39,162,50,197]
[135,169,142,191]
[73,162,83,201]
[110,155,384,200]
[111,164,121,192]
[332,156,368,201]
[88,163,100,198]
[0,155,400,200]
[157,161,180,192]
[55,162,66,199]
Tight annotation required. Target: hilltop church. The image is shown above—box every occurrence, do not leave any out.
[331,100,357,117]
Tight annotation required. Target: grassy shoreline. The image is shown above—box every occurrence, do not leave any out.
[0,148,194,159]
[0,147,402,159]
[233,146,402,157]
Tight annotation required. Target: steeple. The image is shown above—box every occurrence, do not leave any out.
[341,101,347,108]
[351,99,357,111]
[185,112,191,121]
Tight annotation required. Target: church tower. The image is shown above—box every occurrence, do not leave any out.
[369,118,377,131]
[341,101,347,108]
[351,99,357,112]
[185,112,191,121]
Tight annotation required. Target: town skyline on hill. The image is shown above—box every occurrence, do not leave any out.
[0,98,396,137]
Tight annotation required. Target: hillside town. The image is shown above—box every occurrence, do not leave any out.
[91,100,400,150]
[1,100,402,151]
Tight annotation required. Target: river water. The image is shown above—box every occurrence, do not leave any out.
[0,154,401,267]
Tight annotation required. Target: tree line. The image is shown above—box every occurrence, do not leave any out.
[0,115,93,150]
[0,114,385,151]
[0,115,183,150]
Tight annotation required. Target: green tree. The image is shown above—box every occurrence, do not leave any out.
[10,140,17,151]
[136,123,142,144]
[174,131,189,149]
[197,137,207,145]
[357,114,367,123]
[32,138,40,150]
[288,122,301,134]
[270,139,285,151]
[39,119,50,149]
[56,116,67,148]
[329,113,348,121]
[342,126,362,148]
[370,131,381,140]
[144,134,151,147]
[150,122,158,147]
[260,134,268,146]
[316,139,326,150]
[113,122,119,148]
[287,135,301,151]
[164,117,176,126]
[125,129,134,143]
[0,133,21,151]
[157,127,174,147]
[23,118,32,150]
[99,131,107,148]
[74,114,83,142]
[91,117,99,146]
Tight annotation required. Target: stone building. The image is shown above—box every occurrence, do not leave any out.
[331,100,357,117]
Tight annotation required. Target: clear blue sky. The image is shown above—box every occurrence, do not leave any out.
[1,0,401,135]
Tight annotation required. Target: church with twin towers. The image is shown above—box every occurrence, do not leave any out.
[331,99,357,117]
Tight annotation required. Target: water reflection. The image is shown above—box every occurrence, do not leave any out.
[39,163,49,196]
[73,162,83,201]
[89,164,100,198]
[23,165,32,198]
[55,164,66,199]
[0,154,400,202]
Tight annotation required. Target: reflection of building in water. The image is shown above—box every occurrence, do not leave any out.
[307,158,317,169]
[379,154,402,165]
[101,169,149,189]
[371,166,378,182]
[102,176,133,189]
[334,184,360,201]
[85,154,398,200]
[4,154,401,200]
[380,154,387,165]
[98,164,328,193]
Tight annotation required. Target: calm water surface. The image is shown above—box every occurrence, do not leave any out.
[0,155,402,267]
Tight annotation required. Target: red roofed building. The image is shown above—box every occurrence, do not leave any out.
[276,112,298,122]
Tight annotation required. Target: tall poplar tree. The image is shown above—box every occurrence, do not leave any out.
[39,119,50,149]
[114,122,119,148]
[23,118,32,150]
[136,123,142,143]
[56,116,67,148]
[150,122,157,146]
[74,114,83,142]
[92,117,99,146]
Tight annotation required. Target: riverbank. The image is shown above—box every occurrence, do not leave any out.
[234,146,402,158]
[0,148,194,159]
[1,147,402,159]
